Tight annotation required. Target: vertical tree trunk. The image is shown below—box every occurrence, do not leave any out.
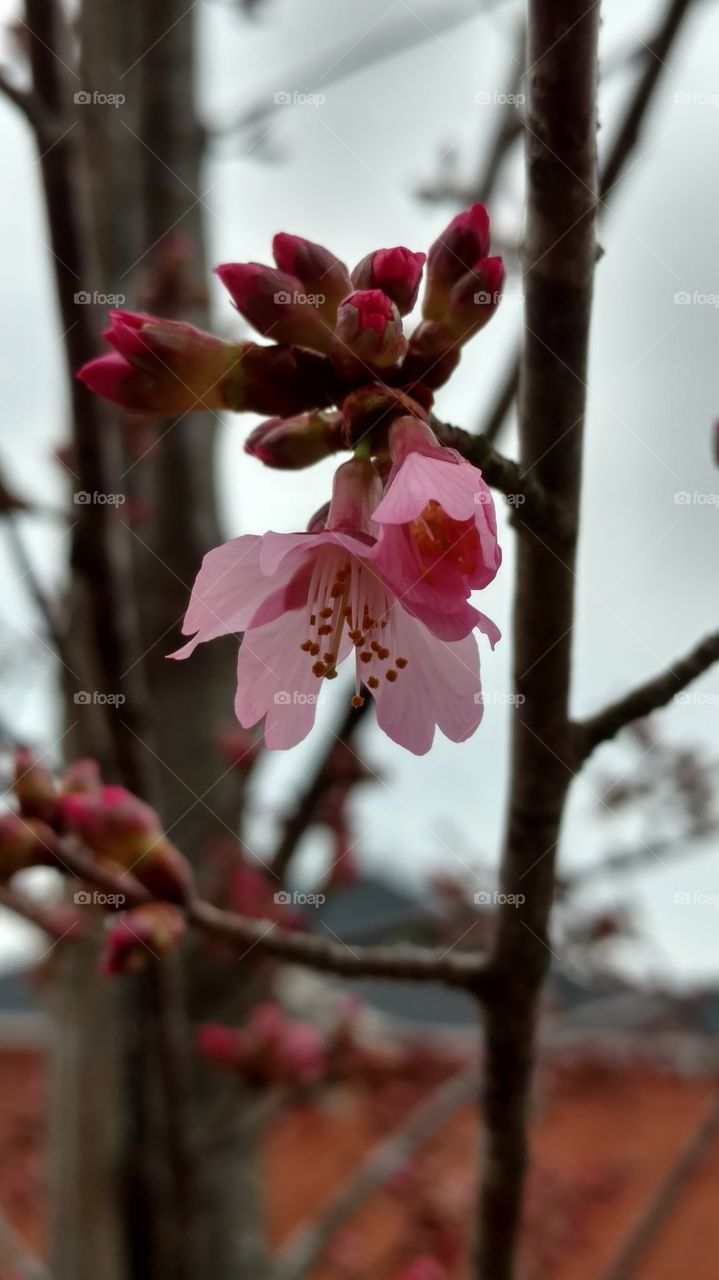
[44,1,268,1275]
[474,5,600,1278]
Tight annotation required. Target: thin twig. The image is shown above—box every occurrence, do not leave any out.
[575,630,719,761]
[471,0,697,445]
[433,417,567,536]
[52,844,491,991]
[0,66,55,137]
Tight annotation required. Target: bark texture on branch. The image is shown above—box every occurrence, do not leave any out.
[473,6,600,1279]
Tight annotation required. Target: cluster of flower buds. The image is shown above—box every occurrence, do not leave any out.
[199,995,464,1096]
[0,747,191,909]
[103,903,187,974]
[198,1001,327,1088]
[80,208,506,754]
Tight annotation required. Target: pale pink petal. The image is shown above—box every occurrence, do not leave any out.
[171,536,273,658]
[371,610,483,754]
[235,609,322,750]
[373,452,482,524]
[259,527,376,577]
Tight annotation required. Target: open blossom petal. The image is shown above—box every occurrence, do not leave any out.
[372,613,483,754]
[234,609,327,750]
[171,535,299,659]
[171,457,500,753]
[373,417,502,600]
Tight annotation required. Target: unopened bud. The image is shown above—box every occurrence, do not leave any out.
[0,812,55,879]
[272,233,352,314]
[331,290,407,379]
[13,748,57,821]
[351,246,425,315]
[423,203,491,322]
[245,409,343,469]
[103,903,187,974]
[78,311,246,415]
[216,262,331,352]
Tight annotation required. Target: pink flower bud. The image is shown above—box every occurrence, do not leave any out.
[103,903,187,974]
[216,262,331,352]
[78,310,246,415]
[272,233,352,312]
[248,1001,285,1052]
[279,1022,327,1085]
[0,812,55,879]
[245,409,343,470]
[61,758,102,795]
[59,785,191,902]
[331,289,407,377]
[197,1022,248,1066]
[444,255,505,340]
[423,203,491,322]
[351,247,425,315]
[13,747,58,821]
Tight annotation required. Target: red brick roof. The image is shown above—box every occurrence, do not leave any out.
[2,1041,719,1277]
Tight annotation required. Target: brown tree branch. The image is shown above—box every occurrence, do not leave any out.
[600,0,696,198]
[23,0,158,798]
[0,66,56,137]
[470,0,697,446]
[52,844,491,991]
[473,6,600,1280]
[575,630,719,761]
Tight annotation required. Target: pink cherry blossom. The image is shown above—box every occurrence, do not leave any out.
[171,458,492,754]
[372,417,502,643]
